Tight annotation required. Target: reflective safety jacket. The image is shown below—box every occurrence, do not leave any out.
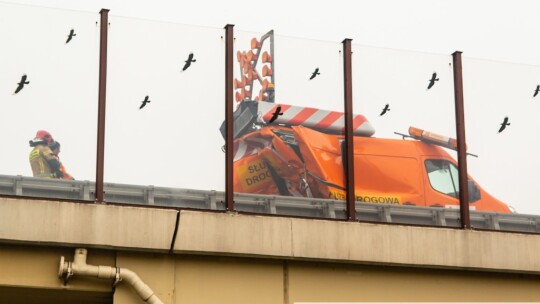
[29,144,62,178]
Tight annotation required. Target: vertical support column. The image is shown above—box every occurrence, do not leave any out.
[343,39,356,221]
[452,51,471,229]
[225,24,235,212]
[95,9,109,203]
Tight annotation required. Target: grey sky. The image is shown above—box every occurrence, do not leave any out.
[2,0,540,215]
[4,0,539,64]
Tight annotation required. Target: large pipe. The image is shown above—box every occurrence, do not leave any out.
[58,248,163,304]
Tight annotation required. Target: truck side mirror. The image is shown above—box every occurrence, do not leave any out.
[468,179,481,203]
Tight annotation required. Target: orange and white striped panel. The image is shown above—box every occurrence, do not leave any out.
[257,102,375,137]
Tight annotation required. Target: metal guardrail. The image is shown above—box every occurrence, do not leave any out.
[1,174,539,233]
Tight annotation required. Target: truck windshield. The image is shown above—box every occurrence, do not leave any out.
[425,159,459,198]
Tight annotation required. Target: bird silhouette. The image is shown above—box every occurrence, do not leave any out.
[14,74,29,94]
[182,53,196,71]
[66,29,76,44]
[427,72,439,90]
[310,68,320,80]
[533,85,540,97]
[380,104,390,116]
[498,116,510,133]
[269,106,284,123]
[139,96,150,109]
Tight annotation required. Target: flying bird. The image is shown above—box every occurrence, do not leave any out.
[14,74,29,94]
[139,96,150,109]
[310,68,320,80]
[533,85,540,97]
[66,29,76,44]
[182,53,196,71]
[268,106,284,123]
[498,116,510,133]
[380,104,390,116]
[427,72,439,90]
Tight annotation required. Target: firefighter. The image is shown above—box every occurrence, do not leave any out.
[49,141,74,180]
[28,130,64,179]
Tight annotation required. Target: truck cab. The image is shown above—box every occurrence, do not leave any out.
[292,124,510,213]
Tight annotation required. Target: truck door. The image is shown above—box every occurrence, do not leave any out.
[354,154,424,206]
[422,158,461,208]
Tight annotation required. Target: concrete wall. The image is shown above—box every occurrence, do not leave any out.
[286,262,540,302]
[2,197,539,274]
[175,211,540,273]
[1,245,539,304]
[114,253,284,304]
[115,254,540,303]
[0,198,177,251]
[1,197,540,303]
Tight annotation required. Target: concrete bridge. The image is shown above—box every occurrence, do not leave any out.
[1,196,539,304]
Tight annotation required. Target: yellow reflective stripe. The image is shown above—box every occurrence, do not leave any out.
[29,149,41,160]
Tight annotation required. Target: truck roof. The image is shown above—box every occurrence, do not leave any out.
[355,136,453,159]
[290,125,453,160]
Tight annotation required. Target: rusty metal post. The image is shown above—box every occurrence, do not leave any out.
[95,9,109,203]
[225,24,235,211]
[343,39,356,221]
[452,51,471,228]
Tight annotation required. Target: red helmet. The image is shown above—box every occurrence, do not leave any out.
[34,130,54,143]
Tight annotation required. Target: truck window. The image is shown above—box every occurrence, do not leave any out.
[425,159,459,198]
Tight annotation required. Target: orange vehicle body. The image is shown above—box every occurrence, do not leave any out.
[233,124,511,213]
[231,31,510,213]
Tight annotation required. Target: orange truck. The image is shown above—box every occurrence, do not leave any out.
[223,100,511,214]
[226,31,510,213]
